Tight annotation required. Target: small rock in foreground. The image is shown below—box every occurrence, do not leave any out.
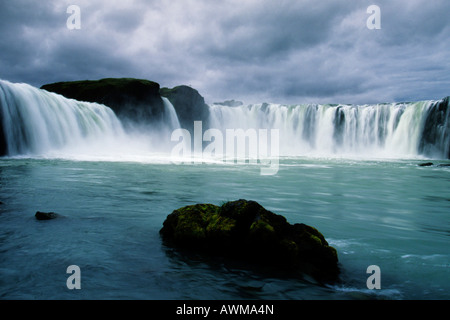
[160,199,340,283]
[35,211,60,220]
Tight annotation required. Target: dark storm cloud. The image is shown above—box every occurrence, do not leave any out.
[0,0,449,104]
[201,2,345,62]
[0,0,145,85]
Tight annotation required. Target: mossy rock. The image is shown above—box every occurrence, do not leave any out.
[160,199,340,283]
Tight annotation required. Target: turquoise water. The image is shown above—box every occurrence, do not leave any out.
[0,157,448,299]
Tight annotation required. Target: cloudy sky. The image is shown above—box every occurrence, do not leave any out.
[1,0,449,105]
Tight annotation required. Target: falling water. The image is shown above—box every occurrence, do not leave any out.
[0,80,181,159]
[208,100,449,159]
[1,79,448,160]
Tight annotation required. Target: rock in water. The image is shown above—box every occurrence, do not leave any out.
[35,211,59,220]
[160,199,339,283]
[418,162,434,167]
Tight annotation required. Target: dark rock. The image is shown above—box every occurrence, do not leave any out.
[333,106,346,147]
[437,163,450,167]
[0,109,6,156]
[160,199,339,283]
[41,78,212,133]
[418,162,434,167]
[160,85,210,132]
[35,211,60,220]
[41,78,166,126]
[419,96,450,159]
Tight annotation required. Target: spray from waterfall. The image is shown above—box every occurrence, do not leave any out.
[208,100,449,159]
[0,79,448,161]
[0,80,180,161]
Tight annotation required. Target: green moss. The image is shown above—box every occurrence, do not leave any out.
[175,220,205,240]
[160,200,340,283]
[250,219,275,234]
[310,234,323,246]
[169,204,219,242]
[159,87,173,97]
[176,204,218,225]
[206,213,236,236]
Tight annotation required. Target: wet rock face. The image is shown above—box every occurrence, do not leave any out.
[35,211,60,220]
[41,78,166,126]
[160,199,340,283]
[419,96,450,159]
[160,85,210,133]
[41,79,211,132]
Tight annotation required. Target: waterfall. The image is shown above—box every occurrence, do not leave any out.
[1,79,448,160]
[0,80,180,159]
[0,80,126,156]
[208,99,450,159]
[162,97,181,130]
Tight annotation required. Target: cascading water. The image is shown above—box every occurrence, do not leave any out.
[0,79,448,160]
[0,80,126,156]
[0,80,181,159]
[208,99,449,159]
[162,97,181,130]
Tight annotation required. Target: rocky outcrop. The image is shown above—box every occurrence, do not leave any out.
[418,162,450,167]
[41,79,212,132]
[160,85,210,132]
[35,211,60,220]
[333,106,346,147]
[160,199,340,283]
[418,162,434,167]
[419,96,450,159]
[41,78,166,126]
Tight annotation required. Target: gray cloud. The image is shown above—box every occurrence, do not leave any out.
[0,0,449,105]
